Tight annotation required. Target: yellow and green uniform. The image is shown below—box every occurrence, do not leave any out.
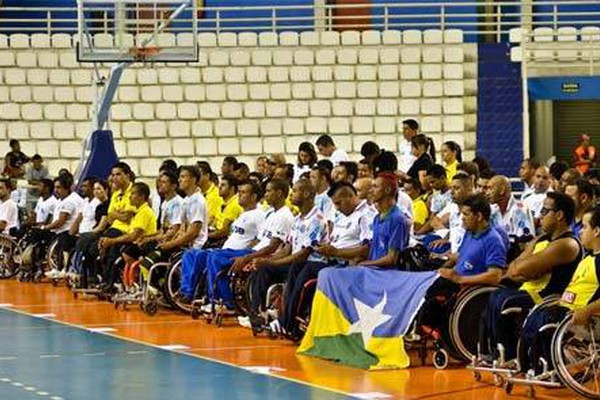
[128,202,157,237]
[560,254,600,310]
[412,195,429,226]
[217,194,243,230]
[520,232,582,304]
[203,183,224,229]
[108,183,135,233]
[445,160,458,183]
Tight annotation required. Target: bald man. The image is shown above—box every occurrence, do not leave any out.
[484,175,535,241]
[353,177,373,204]
[523,166,552,222]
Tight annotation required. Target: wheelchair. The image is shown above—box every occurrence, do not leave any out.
[166,253,198,314]
[0,234,22,280]
[14,230,65,284]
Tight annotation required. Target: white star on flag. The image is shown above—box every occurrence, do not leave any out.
[348,292,392,347]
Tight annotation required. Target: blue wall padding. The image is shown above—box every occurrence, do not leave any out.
[77,130,119,183]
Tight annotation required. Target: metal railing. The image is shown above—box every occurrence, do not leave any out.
[0,1,599,42]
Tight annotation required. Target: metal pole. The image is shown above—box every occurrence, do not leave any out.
[521,28,530,159]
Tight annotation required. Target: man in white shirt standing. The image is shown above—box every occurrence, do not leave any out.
[522,166,553,226]
[316,135,349,166]
[399,119,419,174]
[0,179,19,236]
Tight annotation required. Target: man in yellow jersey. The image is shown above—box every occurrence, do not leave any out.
[480,192,582,361]
[208,174,243,245]
[519,206,600,374]
[197,161,223,230]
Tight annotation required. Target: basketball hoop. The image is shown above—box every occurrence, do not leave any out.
[129,46,161,62]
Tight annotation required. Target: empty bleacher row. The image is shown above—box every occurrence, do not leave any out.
[0,30,477,180]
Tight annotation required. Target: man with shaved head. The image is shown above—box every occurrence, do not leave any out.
[523,166,553,224]
[484,175,534,241]
[353,177,373,204]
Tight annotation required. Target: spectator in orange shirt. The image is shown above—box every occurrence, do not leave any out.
[574,134,596,174]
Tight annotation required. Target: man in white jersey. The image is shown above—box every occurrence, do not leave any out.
[523,166,553,226]
[309,165,334,223]
[246,178,329,331]
[316,135,349,166]
[0,179,18,236]
[399,119,419,173]
[69,177,101,237]
[275,182,377,339]
[33,179,57,226]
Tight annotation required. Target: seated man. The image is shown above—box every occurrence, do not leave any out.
[244,178,329,330]
[207,174,243,245]
[276,181,377,339]
[480,192,582,361]
[518,206,600,374]
[0,179,19,236]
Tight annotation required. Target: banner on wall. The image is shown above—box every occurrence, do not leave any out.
[529,76,600,100]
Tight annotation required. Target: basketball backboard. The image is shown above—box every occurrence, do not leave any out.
[76,0,198,63]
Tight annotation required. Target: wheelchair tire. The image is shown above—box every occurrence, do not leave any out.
[0,235,22,279]
[165,259,193,314]
[433,349,449,369]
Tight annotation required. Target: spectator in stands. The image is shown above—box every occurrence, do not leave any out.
[357,159,374,179]
[221,156,238,176]
[399,119,419,173]
[523,166,553,222]
[3,139,30,179]
[331,161,358,184]
[360,141,381,164]
[573,134,596,174]
[0,179,18,235]
[197,161,223,230]
[24,154,51,211]
[316,135,349,166]
[559,168,581,193]
[233,162,250,183]
[255,156,269,179]
[404,178,428,231]
[354,177,373,204]
[309,165,334,222]
[458,161,480,188]
[293,142,318,184]
[406,134,436,188]
[549,161,569,192]
[519,158,541,196]
[565,178,596,237]
[441,141,462,182]
[209,175,243,243]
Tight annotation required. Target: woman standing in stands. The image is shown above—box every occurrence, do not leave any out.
[573,134,596,174]
[406,134,436,188]
[441,141,462,182]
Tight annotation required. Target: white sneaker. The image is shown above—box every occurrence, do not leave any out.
[200,304,213,314]
[58,269,67,279]
[238,316,252,329]
[44,269,59,279]
[269,319,282,334]
[266,308,278,321]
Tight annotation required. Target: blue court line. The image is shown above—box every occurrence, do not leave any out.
[0,308,357,400]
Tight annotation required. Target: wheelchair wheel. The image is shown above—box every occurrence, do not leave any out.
[0,235,21,279]
[552,315,600,399]
[165,259,193,314]
[231,271,252,316]
[448,285,498,362]
[433,349,449,369]
[46,238,62,272]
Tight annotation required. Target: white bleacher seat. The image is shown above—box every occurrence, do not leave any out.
[237,119,259,136]
[192,120,213,137]
[320,31,340,46]
[153,103,175,121]
[444,46,464,62]
[195,138,218,156]
[0,34,8,48]
[94,33,113,48]
[422,47,443,63]
[44,104,66,121]
[581,26,600,59]
[137,69,158,85]
[150,139,172,156]
[262,137,284,154]
[399,99,420,115]
[309,100,331,117]
[30,122,52,140]
[316,49,336,64]
[443,116,465,132]
[300,31,319,46]
[312,66,333,81]
[206,84,226,101]
[49,70,70,85]
[400,47,420,63]
[421,98,442,115]
[7,122,28,139]
[401,81,421,97]
[221,102,243,119]
[443,64,464,79]
[240,137,262,155]
[423,81,443,97]
[121,121,144,139]
[140,86,161,102]
[379,81,400,98]
[533,27,554,61]
[303,117,325,134]
[0,51,15,67]
[224,67,245,83]
[230,50,251,66]
[510,46,523,62]
[378,65,398,80]
[202,67,223,83]
[258,32,278,46]
[246,67,267,83]
[0,86,7,102]
[178,103,199,120]
[336,82,357,99]
[52,121,74,139]
[184,85,205,102]
[218,32,237,47]
[271,83,292,100]
[10,34,29,48]
[362,30,381,45]
[334,65,354,81]
[31,33,51,48]
[180,68,201,84]
[377,48,400,64]
[126,140,149,157]
[292,83,312,99]
[120,70,135,86]
[338,48,358,64]
[358,48,378,65]
[381,30,402,45]
[51,34,72,48]
[249,84,270,100]
[168,120,191,137]
[66,104,88,121]
[400,64,420,80]
[135,33,153,47]
[557,27,578,61]
[173,32,193,48]
[71,69,90,85]
[443,98,464,114]
[244,102,265,118]
[314,82,335,99]
[37,140,58,157]
[197,32,217,47]
[424,29,443,44]
[10,86,31,103]
[238,32,258,47]
[5,68,26,85]
[377,99,398,116]
[341,31,361,46]
[252,50,273,66]
[266,102,286,117]
[294,50,314,65]
[329,117,350,134]
[283,118,305,135]
[227,84,248,101]
[444,29,464,43]
[357,82,378,98]
[421,116,442,133]
[214,120,236,137]
[33,86,53,103]
[260,119,282,136]
[139,159,161,177]
[356,65,377,81]
[163,85,183,102]
[145,121,167,138]
[351,117,373,134]
[355,99,376,116]
[280,32,300,47]
[509,28,523,43]
[332,99,353,116]
[209,51,229,66]
[273,50,294,66]
[28,69,48,85]
[403,30,422,44]
[422,64,442,80]
[16,52,36,68]
[131,103,153,120]
[444,80,465,96]
[374,117,396,134]
[60,141,81,157]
